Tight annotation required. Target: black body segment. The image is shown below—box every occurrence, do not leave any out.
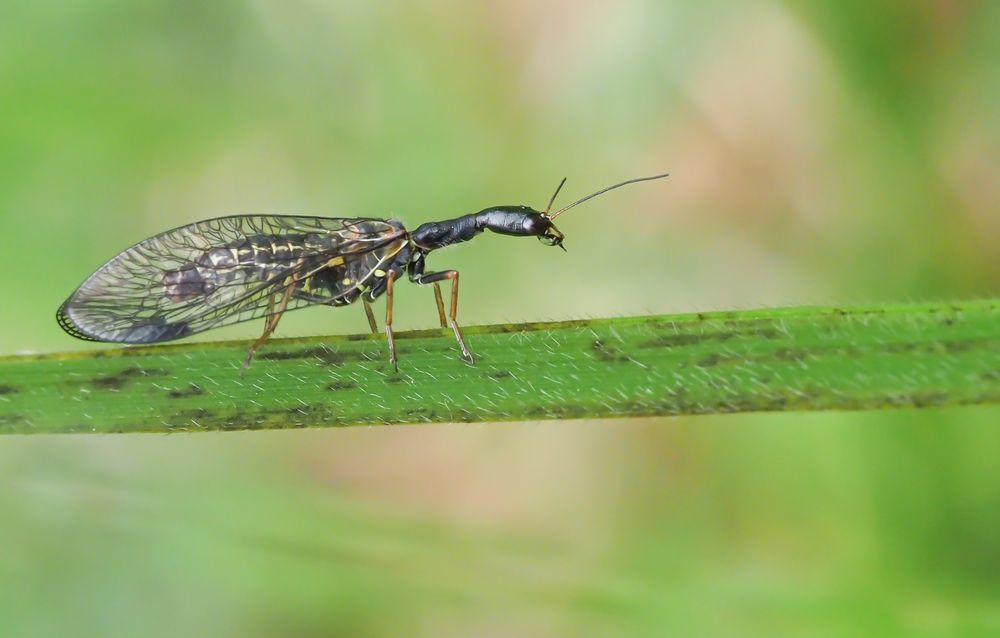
[410,206,561,249]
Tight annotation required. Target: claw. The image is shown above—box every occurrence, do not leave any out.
[450,322,475,365]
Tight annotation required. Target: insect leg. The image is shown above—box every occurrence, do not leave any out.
[243,293,278,371]
[363,299,379,334]
[412,270,474,365]
[384,270,398,370]
[432,283,448,328]
[242,274,300,372]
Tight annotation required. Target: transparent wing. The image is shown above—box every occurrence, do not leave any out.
[57,215,406,343]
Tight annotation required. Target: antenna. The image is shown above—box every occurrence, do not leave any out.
[543,177,567,215]
[547,173,669,220]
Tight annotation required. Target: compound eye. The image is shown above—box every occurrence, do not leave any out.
[523,214,551,236]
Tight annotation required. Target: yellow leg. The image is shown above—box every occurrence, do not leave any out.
[384,271,398,370]
[242,276,299,373]
[363,299,378,334]
[443,271,474,364]
[433,283,447,328]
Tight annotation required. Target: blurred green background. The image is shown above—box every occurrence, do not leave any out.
[2,1,1000,635]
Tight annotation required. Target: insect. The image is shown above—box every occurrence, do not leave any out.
[57,173,668,370]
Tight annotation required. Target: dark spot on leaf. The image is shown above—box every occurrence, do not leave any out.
[167,383,204,399]
[769,348,810,363]
[884,342,918,354]
[882,392,951,410]
[91,376,127,390]
[941,340,974,354]
[122,366,168,377]
[494,319,582,334]
[695,353,729,368]
[0,414,27,428]
[283,408,313,425]
[488,370,513,380]
[0,384,18,395]
[591,339,629,363]
[638,333,707,348]
[260,346,365,366]
[90,365,169,390]
[177,408,213,420]
[912,392,949,408]
[403,407,441,422]
[639,326,780,349]
[326,380,358,391]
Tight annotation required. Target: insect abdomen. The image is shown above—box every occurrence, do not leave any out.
[161,235,319,301]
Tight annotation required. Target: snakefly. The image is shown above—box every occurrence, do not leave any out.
[57,174,668,370]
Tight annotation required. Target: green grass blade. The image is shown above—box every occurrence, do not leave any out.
[1,300,998,434]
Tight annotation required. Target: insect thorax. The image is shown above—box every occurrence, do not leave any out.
[302,241,411,305]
